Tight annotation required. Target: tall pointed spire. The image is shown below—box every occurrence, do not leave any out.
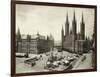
[61,25,64,48]
[72,10,77,36]
[80,12,85,40]
[17,28,21,41]
[74,10,75,20]
[66,13,69,23]
[82,12,84,24]
[65,12,69,36]
[62,25,64,33]
[17,27,20,35]
[73,10,76,22]
[72,11,77,52]
[62,25,64,37]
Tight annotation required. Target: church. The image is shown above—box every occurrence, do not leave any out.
[61,11,86,54]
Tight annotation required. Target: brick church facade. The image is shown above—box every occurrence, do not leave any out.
[61,12,86,54]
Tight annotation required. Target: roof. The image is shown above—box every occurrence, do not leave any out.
[21,34,46,40]
[21,34,27,39]
[31,35,38,39]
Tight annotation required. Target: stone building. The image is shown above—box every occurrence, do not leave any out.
[16,29,54,54]
[61,12,86,54]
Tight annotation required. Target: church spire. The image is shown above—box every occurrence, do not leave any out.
[61,25,64,48]
[62,25,64,36]
[72,10,77,37]
[74,10,76,21]
[82,12,84,24]
[65,12,69,36]
[17,28,21,41]
[73,10,76,23]
[66,13,69,23]
[80,12,85,40]
[62,25,64,33]
[17,28,20,35]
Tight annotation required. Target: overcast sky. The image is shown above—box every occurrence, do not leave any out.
[16,4,95,41]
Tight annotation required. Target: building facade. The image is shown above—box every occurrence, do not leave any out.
[61,12,86,54]
[16,30,54,54]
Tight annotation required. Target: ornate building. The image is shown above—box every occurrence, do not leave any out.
[61,12,86,54]
[16,29,54,54]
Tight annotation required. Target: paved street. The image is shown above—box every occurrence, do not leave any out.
[16,50,93,73]
[16,54,49,73]
[73,52,93,70]
[16,51,73,73]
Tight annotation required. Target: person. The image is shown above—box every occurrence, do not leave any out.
[40,55,43,60]
[25,52,29,58]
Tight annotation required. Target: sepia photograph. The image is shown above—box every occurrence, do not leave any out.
[11,1,97,76]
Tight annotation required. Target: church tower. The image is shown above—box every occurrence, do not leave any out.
[72,11,77,39]
[65,13,69,36]
[72,11,77,52]
[61,26,64,48]
[80,13,85,40]
[16,28,22,52]
[17,28,21,42]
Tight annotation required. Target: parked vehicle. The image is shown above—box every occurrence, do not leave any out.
[46,60,60,69]
[62,60,70,66]
[52,61,59,67]
[46,61,52,68]
[24,56,39,66]
[73,54,79,58]
[67,56,75,61]
[31,62,36,67]
[56,61,62,65]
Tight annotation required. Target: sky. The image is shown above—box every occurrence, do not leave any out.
[16,4,95,41]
